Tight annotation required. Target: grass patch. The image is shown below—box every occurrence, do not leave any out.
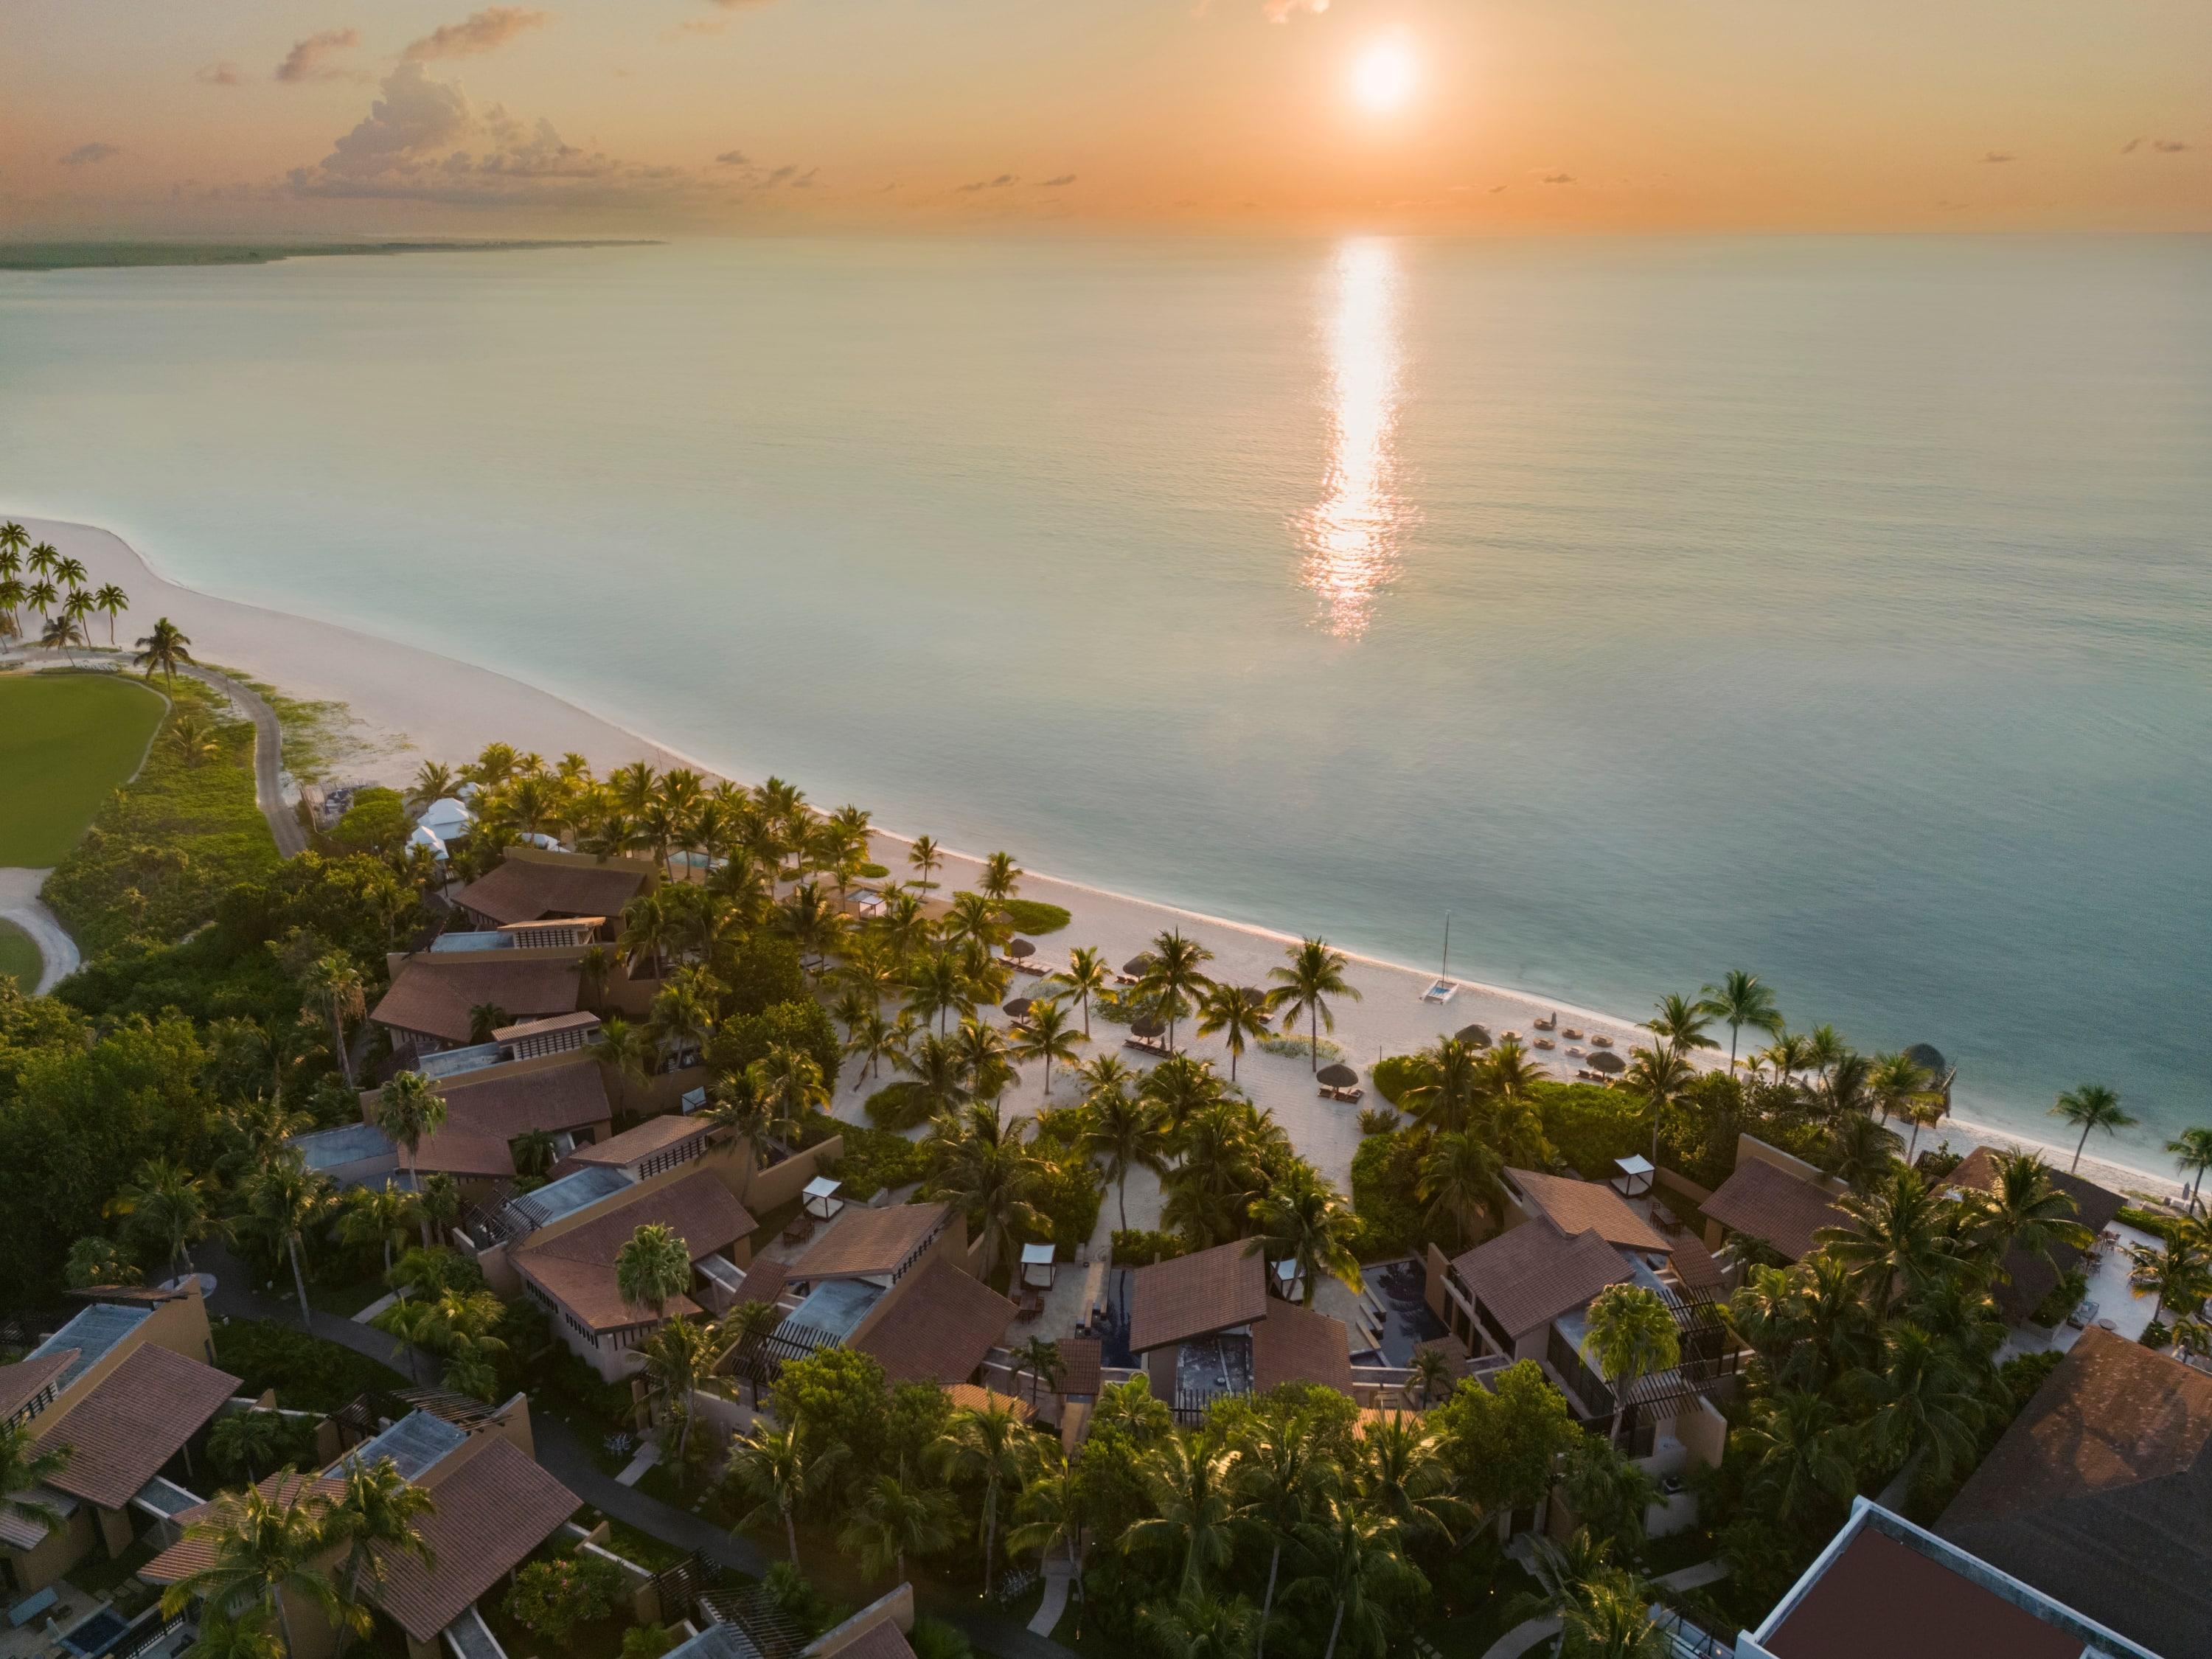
[0,919,41,990]
[42,676,279,958]
[204,661,353,785]
[212,1318,407,1413]
[0,672,166,864]
[1000,899,1071,936]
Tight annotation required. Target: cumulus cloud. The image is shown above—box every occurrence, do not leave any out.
[1037,174,1077,188]
[956,173,1017,192]
[276,29,364,84]
[403,7,552,62]
[1977,150,2013,163]
[197,62,243,86]
[715,149,751,167]
[60,142,120,166]
[1262,0,1327,18]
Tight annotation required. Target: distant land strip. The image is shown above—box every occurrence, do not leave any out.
[0,239,662,272]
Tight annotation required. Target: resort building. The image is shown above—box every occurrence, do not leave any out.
[1935,1326,2211,1657]
[0,1288,239,1595]
[448,847,658,939]
[1736,1496,2158,1659]
[1936,1147,2123,1324]
[369,950,592,1056]
[1699,1139,1851,1267]
[142,1394,580,1659]
[1119,1240,1358,1416]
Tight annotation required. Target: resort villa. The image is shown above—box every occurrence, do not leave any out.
[448,847,658,938]
[1938,1147,2124,1324]
[1120,1240,1358,1413]
[1697,1138,1852,1267]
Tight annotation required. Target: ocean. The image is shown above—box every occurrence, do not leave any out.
[4,234,2207,1161]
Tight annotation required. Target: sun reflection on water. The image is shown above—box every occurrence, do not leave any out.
[1295,237,1413,640]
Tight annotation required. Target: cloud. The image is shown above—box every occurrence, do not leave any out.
[956,173,1018,192]
[1037,174,1077,188]
[2152,139,2189,153]
[2120,138,2141,154]
[1262,0,1327,18]
[60,142,120,167]
[715,149,751,167]
[1540,172,1573,184]
[1489,184,1507,194]
[667,17,728,35]
[1977,150,2013,163]
[197,62,243,86]
[403,7,552,62]
[276,29,364,83]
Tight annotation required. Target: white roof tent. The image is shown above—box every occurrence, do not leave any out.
[417,798,475,841]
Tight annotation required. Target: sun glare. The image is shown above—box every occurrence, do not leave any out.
[1351,37,1416,114]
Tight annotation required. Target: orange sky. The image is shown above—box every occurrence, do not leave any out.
[1,0,2205,236]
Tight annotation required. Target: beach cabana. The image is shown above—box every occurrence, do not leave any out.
[1007,939,1034,960]
[1317,1062,1363,1104]
[417,796,474,841]
[1020,1242,1057,1290]
[1003,997,1033,1019]
[408,824,448,863]
[1613,1154,1655,1199]
[1587,1048,1626,1075]
[1454,1023,1492,1048]
[802,1176,845,1222]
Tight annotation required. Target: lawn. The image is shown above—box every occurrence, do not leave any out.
[0,672,166,865]
[0,919,40,989]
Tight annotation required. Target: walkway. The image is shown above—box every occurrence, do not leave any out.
[0,867,77,994]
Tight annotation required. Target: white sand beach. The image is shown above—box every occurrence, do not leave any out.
[11,514,2191,1208]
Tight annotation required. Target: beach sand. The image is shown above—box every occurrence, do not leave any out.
[12,514,2188,1208]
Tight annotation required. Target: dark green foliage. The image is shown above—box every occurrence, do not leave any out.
[768,1347,950,1505]
[1019,1148,1104,1255]
[825,1120,931,1200]
[2118,1205,2182,1242]
[2026,1265,2087,1328]
[1430,1361,1582,1517]
[714,935,807,1020]
[1539,1081,1649,1180]
[212,1320,407,1411]
[998,899,1071,936]
[1108,1228,1187,1266]
[1372,1054,1425,1105]
[863,1080,931,1133]
[328,787,410,858]
[1349,1127,1444,1260]
[709,998,841,1095]
[539,1346,641,1430]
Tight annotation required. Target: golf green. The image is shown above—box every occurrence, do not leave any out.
[0,919,40,989]
[0,672,167,866]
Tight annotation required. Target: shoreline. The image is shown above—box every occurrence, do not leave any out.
[7,512,2191,1206]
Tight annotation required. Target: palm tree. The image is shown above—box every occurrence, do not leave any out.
[1195,982,1270,1082]
[748,1044,828,1132]
[1621,1040,1694,1164]
[1967,1150,2089,1279]
[1054,945,1112,1037]
[1231,1410,1336,1658]
[726,1416,843,1567]
[1265,936,1360,1073]
[108,1156,220,1284]
[243,1156,335,1325]
[1863,1321,1984,1482]
[326,1455,437,1638]
[62,588,96,650]
[0,522,24,568]
[1085,1088,1171,1230]
[1288,1498,1418,1659]
[337,1183,419,1276]
[1694,970,1784,1073]
[1558,1570,1668,1659]
[1736,1389,1857,1528]
[1642,993,1717,1052]
[1127,1436,1237,1597]
[0,1420,72,1546]
[844,1008,905,1091]
[41,613,80,659]
[2126,1228,2212,1327]
[1403,1036,1483,1134]
[1138,930,1217,1054]
[1358,1411,1470,1543]
[615,1222,693,1318]
[1012,995,1085,1096]
[1829,1111,1903,1194]
[907,835,944,895]
[898,1032,973,1123]
[838,1467,953,1582]
[1249,1164,1363,1304]
[981,850,1023,903]
[133,616,194,685]
[594,1017,652,1116]
[722,1296,787,1409]
[1406,1345,1457,1408]
[52,554,87,589]
[26,540,59,580]
[928,1102,1047,1276]
[931,1399,1029,1599]
[1579,1284,1680,1447]
[209,1411,292,1486]
[1867,1051,1935,1127]
[1141,1594,1260,1659]
[417,1172,460,1248]
[905,948,970,1039]
[638,1317,735,1467]
[1416,1130,1503,1250]
[370,1073,448,1245]
[775,880,849,972]
[159,1481,355,1659]
[1512,1531,1616,1659]
[1759,1031,1817,1085]
[1817,1165,1955,1317]
[2170,1127,2212,1215]
[1008,1448,1089,1616]
[302,953,366,1086]
[1009,1335,1063,1410]
[2051,1084,2136,1172]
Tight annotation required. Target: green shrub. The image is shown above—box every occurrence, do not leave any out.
[863,1080,932,1133]
[1259,1032,1343,1063]
[212,1319,406,1412]
[1373,1054,1425,1105]
[2027,1265,2088,1329]
[709,998,840,1094]
[539,1346,639,1430]
[827,1121,931,1200]
[2119,1205,2182,1242]
[1537,1081,1647,1180]
[908,1618,974,1659]
[1110,1228,1186,1267]
[1349,1130,1441,1260]
[504,1554,623,1642]
[329,788,409,858]
[999,899,1071,936]
[1022,1151,1103,1255]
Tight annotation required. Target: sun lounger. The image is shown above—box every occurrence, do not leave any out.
[1319,1085,1366,1105]
[2067,1299,2098,1330]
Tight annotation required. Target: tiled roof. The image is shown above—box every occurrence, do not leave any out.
[1127,1239,1270,1354]
[369,956,583,1046]
[435,1058,613,1139]
[1453,1217,1630,1341]
[514,1171,754,1332]
[409,1127,518,1179]
[1938,1327,2212,1658]
[1666,1233,1728,1294]
[35,1343,240,1509]
[1505,1169,1670,1254]
[830,1624,919,1659]
[734,1258,790,1310]
[1250,1299,1353,1395]
[451,856,650,928]
[853,1257,1014,1387]
[1056,1337,1102,1399]
[375,1437,580,1641]
[945,1384,1032,1421]
[142,1474,347,1583]
[568,1113,714,1167]
[0,1351,77,1424]
[1763,1528,2085,1659]
[1703,1157,1850,1263]
[791,1203,950,1282]
[1939,1147,2124,1321]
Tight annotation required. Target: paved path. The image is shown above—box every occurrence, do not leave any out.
[1026,1563,1070,1638]
[0,867,77,993]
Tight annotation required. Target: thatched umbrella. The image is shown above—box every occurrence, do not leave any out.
[1453,1023,1492,1048]
[1007,939,1035,961]
[1317,1062,1360,1088]
[1904,1043,1948,1078]
[1130,1015,1165,1040]
[1003,998,1034,1019]
[1122,953,1156,978]
[1587,1048,1626,1076]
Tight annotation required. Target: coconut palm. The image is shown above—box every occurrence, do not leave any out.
[1866,1051,1935,1128]
[2169,1127,2212,1215]
[898,1032,972,1123]
[52,554,86,589]
[0,1420,72,1545]
[1265,937,1361,1073]
[638,1317,735,1467]
[931,1399,1029,1599]
[1085,1087,1172,1230]
[906,835,944,895]
[1142,1051,1231,1133]
[1642,993,1717,1052]
[1817,1165,1955,1317]
[41,613,80,658]
[843,1007,905,1091]
[1407,1345,1457,1409]
[2051,1084,2136,1173]
[417,1172,460,1248]
[1141,1593,1261,1659]
[1416,1130,1504,1250]
[2126,1228,2212,1327]
[615,1222,692,1318]
[905,948,970,1039]
[1127,1436,1238,1597]
[1966,1150,2090,1279]
[726,1416,843,1568]
[301,953,366,1086]
[941,889,1009,964]
[159,1481,355,1658]
[1402,1036,1483,1134]
[1194,982,1269,1082]
[1231,1409,1337,1659]
[370,1072,447,1245]
[1579,1284,1680,1448]
[1695,970,1784,1074]
[593,1016,652,1116]
[1288,1498,1419,1659]
[338,1182,420,1276]
[1249,1163,1363,1304]
[748,1043,829,1130]
[1736,1389,1857,1527]
[209,1411,293,1486]
[838,1467,954,1582]
[0,522,24,568]
[108,1156,220,1284]
[1137,930,1217,1054]
[981,850,1023,903]
[62,588,96,649]
[326,1454,437,1632]
[1054,945,1112,1037]
[1357,1411,1470,1543]
[1008,1448,1090,1615]
[927,1102,1047,1276]
[1009,1335,1064,1410]
[775,880,848,972]
[1757,1031,1817,1086]
[1828,1110,1903,1194]
[242,1155,335,1325]
[1012,995,1085,1096]
[133,616,194,684]
[1621,1040,1694,1164]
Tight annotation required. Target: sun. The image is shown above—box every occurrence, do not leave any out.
[1351,37,1417,114]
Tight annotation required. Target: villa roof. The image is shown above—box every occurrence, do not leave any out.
[1938,1147,2124,1321]
[854,1257,1014,1387]
[35,1343,240,1509]
[791,1203,950,1282]
[0,1351,77,1424]
[1453,1217,1630,1342]
[735,1257,790,1310]
[1666,1233,1728,1294]
[1251,1300,1354,1395]
[1761,1526,2085,1659]
[1505,1169,1669,1254]
[567,1113,715,1169]
[375,1437,581,1641]
[369,956,583,1047]
[408,1126,518,1180]
[434,1057,614,1139]
[1057,1337,1102,1399]
[1938,1327,2212,1657]
[513,1171,755,1332]
[451,855,650,928]
[144,1474,348,1582]
[946,1385,1032,1422]
[831,1626,919,1659]
[1127,1239,1270,1354]
[1703,1157,1850,1263]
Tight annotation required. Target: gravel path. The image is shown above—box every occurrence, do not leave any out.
[0,867,77,993]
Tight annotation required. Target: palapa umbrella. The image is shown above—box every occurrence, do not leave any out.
[1317,1062,1360,1088]
[1122,953,1157,978]
[1130,1015,1165,1040]
[1587,1048,1627,1075]
[1007,939,1035,960]
[1240,987,1275,1026]
[1003,998,1034,1019]
[1453,1023,1492,1048]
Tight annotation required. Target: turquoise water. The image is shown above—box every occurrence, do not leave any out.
[4,234,2208,1160]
